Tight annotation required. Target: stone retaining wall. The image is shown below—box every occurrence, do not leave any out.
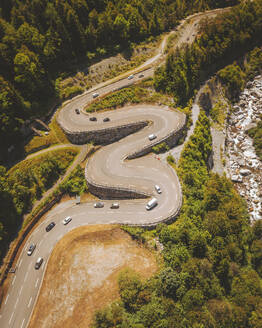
[85,164,149,199]
[61,121,148,145]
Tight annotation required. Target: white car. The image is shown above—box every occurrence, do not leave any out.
[92,92,99,98]
[155,185,162,194]
[128,74,134,80]
[110,203,119,209]
[148,134,157,141]
[62,216,72,225]
[146,198,158,210]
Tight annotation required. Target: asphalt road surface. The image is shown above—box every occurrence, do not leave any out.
[0,7,228,328]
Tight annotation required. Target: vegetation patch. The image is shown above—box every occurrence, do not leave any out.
[247,115,262,161]
[24,111,69,155]
[0,147,78,257]
[210,99,228,129]
[59,164,88,196]
[152,142,170,154]
[7,148,78,214]
[85,85,172,113]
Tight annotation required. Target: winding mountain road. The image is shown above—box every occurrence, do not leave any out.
[0,6,229,328]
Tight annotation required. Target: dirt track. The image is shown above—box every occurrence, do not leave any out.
[28,225,157,328]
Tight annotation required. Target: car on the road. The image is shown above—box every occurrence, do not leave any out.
[110,203,119,209]
[35,257,43,270]
[128,74,134,80]
[92,92,99,98]
[148,134,157,141]
[27,243,36,256]
[75,108,80,114]
[146,197,158,210]
[94,202,104,208]
[138,74,144,78]
[45,222,55,232]
[103,117,110,122]
[62,216,72,225]
[155,185,162,194]
[89,116,97,121]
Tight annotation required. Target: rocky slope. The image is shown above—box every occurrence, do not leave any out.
[226,76,262,222]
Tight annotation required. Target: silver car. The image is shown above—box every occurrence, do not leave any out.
[62,216,72,225]
[94,202,104,208]
[35,257,43,270]
[27,244,36,256]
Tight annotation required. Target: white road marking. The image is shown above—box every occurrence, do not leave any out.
[4,294,9,304]
[35,278,39,288]
[19,286,23,296]
[12,275,16,285]
[24,271,29,282]
[21,318,25,328]
[38,239,43,247]
[28,297,32,308]
[14,297,19,309]
[8,312,14,324]
[19,259,23,267]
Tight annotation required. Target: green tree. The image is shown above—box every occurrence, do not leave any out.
[14,45,47,99]
[118,269,143,312]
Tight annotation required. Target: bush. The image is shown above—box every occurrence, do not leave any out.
[7,148,78,215]
[152,142,169,154]
[60,165,88,195]
[247,116,262,160]
[61,85,84,100]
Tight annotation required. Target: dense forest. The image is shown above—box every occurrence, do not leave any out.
[0,0,238,162]
[154,0,262,105]
[92,112,262,328]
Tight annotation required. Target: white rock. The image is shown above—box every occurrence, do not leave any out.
[240,169,251,176]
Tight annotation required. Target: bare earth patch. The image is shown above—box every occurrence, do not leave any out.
[28,225,157,328]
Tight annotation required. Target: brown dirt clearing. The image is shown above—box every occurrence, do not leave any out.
[28,225,157,328]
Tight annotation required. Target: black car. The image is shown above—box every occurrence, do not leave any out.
[46,222,55,232]
[103,117,110,122]
[75,108,80,114]
[89,117,97,121]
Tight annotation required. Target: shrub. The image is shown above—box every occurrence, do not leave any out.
[152,142,169,154]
